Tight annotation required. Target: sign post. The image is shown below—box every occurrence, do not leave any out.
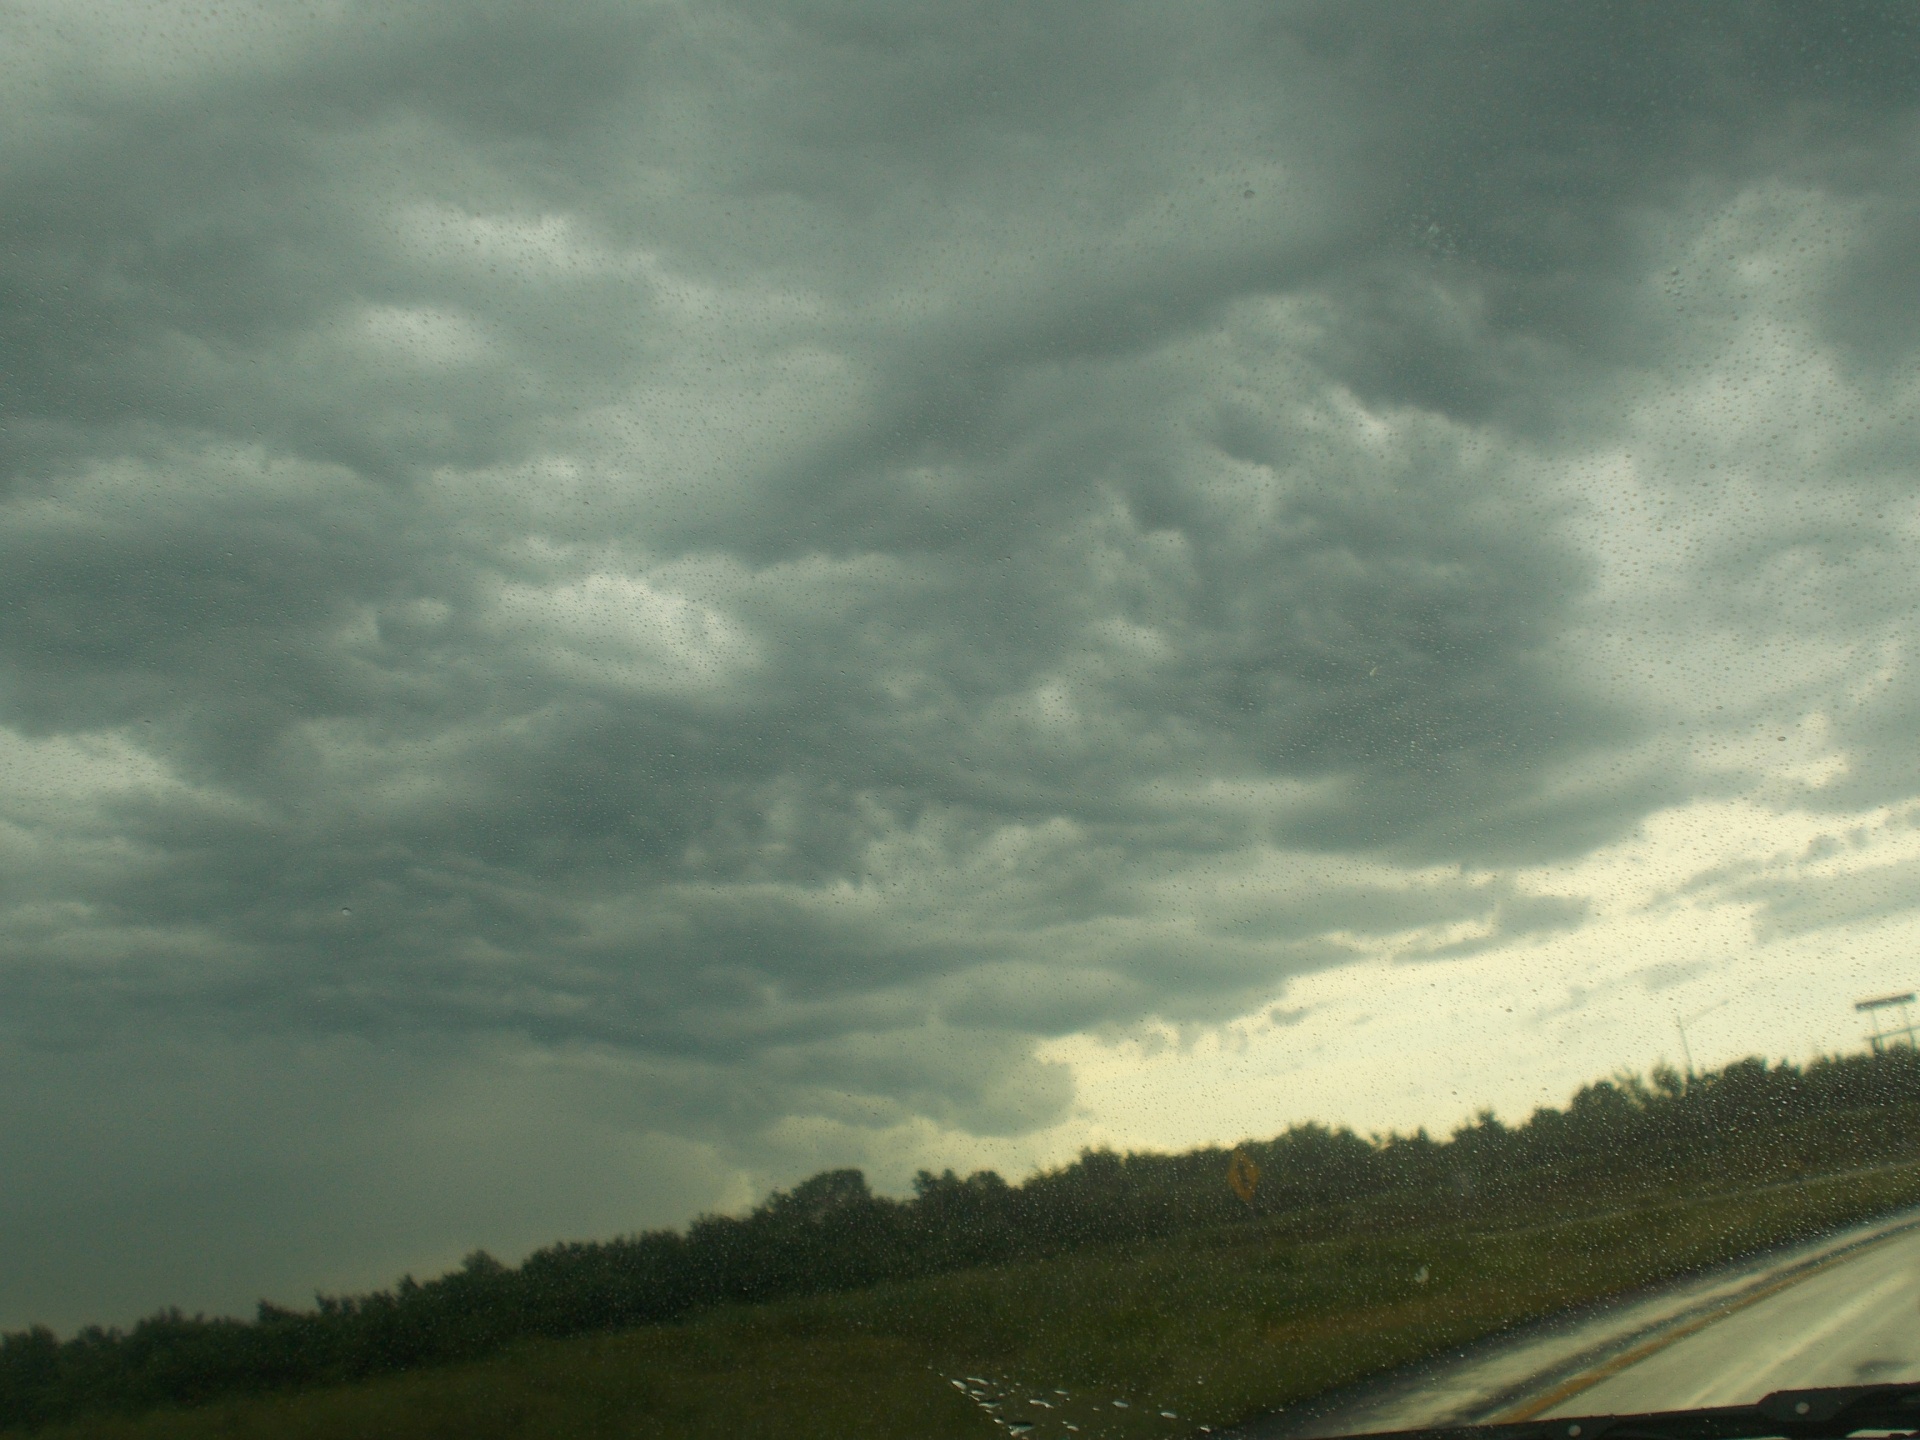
[1226,1148,1260,1213]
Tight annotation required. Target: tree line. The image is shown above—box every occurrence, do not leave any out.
[4,1046,1919,1431]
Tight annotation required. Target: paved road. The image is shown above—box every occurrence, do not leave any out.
[1246,1207,1920,1439]
[1532,1223,1920,1417]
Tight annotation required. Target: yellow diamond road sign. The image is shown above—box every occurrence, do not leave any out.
[1227,1148,1259,1204]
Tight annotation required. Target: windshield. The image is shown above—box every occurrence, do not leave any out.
[3,5,1919,1439]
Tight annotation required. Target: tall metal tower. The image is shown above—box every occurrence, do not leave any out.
[1855,992,1918,1053]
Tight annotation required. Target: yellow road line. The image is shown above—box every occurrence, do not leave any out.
[1491,1225,1917,1423]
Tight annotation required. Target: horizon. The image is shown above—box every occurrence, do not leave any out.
[12,1042,1898,1338]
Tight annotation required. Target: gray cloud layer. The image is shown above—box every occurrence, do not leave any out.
[4,1,1919,1326]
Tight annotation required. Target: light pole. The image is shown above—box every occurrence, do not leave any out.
[1676,997,1731,1080]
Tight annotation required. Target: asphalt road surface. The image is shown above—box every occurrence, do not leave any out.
[1245,1207,1920,1438]
[1532,1222,1920,1417]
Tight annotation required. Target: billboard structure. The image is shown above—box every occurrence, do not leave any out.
[1855,992,1918,1054]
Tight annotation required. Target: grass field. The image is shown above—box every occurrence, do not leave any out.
[25,1159,1920,1440]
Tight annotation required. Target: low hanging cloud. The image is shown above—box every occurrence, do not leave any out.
[4,0,1920,1327]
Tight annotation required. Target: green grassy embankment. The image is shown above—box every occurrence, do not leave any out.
[29,1158,1920,1440]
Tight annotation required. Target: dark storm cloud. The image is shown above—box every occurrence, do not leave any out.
[1735,854,1920,944]
[5,0,1920,1324]
[1406,889,1592,962]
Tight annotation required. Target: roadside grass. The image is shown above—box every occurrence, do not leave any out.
[29,1159,1920,1440]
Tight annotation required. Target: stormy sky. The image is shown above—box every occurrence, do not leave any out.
[5,1,1920,1330]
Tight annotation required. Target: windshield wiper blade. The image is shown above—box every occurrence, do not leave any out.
[1330,1385,1920,1440]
